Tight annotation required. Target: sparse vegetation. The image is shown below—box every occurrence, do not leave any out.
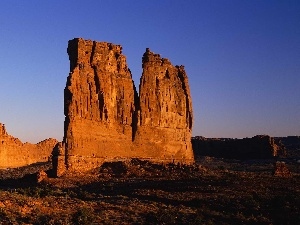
[0,158,299,224]
[72,207,95,225]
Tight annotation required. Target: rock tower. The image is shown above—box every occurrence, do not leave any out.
[63,38,137,171]
[58,38,194,173]
[134,48,193,160]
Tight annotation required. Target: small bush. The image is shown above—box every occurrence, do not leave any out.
[72,207,95,225]
[218,165,225,170]
[18,185,63,198]
[34,214,55,225]
[0,208,17,224]
[145,208,179,224]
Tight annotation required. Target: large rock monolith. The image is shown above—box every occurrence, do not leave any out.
[64,38,138,171]
[59,38,194,174]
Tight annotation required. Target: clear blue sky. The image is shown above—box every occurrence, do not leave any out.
[0,1,299,143]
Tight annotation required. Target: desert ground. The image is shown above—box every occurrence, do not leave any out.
[0,153,299,225]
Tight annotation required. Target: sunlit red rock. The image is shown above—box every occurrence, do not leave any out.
[0,123,58,168]
[58,38,194,174]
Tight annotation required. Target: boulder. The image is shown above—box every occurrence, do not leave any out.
[274,161,292,178]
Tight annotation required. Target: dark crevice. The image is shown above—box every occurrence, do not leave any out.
[177,66,193,130]
[67,39,79,73]
[132,79,140,141]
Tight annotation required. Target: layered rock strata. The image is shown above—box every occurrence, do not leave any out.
[60,38,194,173]
[0,123,58,168]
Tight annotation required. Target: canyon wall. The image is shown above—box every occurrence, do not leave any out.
[60,38,194,173]
[0,123,58,168]
[192,135,286,160]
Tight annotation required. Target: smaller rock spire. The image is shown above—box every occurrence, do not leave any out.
[0,123,7,136]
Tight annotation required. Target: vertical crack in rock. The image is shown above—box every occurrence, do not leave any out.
[132,82,139,141]
[177,66,193,130]
[57,38,194,175]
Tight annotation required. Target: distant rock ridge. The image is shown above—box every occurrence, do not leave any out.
[192,135,286,160]
[55,38,194,174]
[0,123,58,168]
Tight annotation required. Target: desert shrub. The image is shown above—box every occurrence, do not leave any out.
[268,194,300,225]
[99,161,128,177]
[145,208,209,225]
[54,217,72,225]
[17,187,32,196]
[144,208,182,224]
[34,214,55,225]
[75,188,95,200]
[190,214,205,225]
[72,207,95,225]
[244,195,260,210]
[34,214,71,225]
[145,209,173,224]
[217,165,225,170]
[17,185,63,198]
[0,208,17,224]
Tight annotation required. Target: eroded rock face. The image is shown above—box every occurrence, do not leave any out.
[60,38,194,173]
[64,38,138,171]
[0,123,58,168]
[134,48,194,161]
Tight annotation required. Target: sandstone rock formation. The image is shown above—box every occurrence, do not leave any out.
[0,123,58,168]
[134,48,193,161]
[58,38,194,174]
[274,161,292,178]
[63,38,138,171]
[52,142,66,177]
[192,135,286,160]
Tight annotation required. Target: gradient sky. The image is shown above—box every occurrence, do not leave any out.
[0,1,299,143]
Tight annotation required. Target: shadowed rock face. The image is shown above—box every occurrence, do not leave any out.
[0,123,58,168]
[192,135,286,160]
[60,38,194,173]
